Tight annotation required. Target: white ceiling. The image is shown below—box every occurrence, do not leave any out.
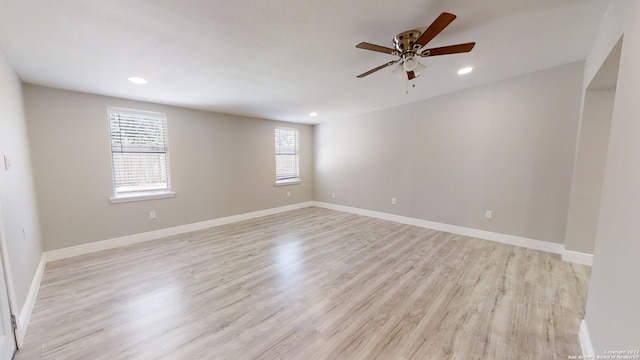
[0,0,611,124]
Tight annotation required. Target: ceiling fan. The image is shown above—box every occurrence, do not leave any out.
[356,12,475,80]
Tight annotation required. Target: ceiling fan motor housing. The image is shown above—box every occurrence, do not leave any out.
[393,30,421,59]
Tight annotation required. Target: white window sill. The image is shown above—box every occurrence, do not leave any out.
[274,178,302,187]
[109,191,176,204]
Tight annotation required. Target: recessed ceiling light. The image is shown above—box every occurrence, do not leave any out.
[309,112,318,117]
[128,77,147,84]
[457,67,473,75]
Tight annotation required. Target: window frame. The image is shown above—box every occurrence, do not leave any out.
[274,127,301,186]
[107,107,175,203]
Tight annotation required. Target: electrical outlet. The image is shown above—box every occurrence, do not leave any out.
[331,193,336,199]
[485,210,493,219]
[286,191,291,197]
[149,210,156,219]
[391,198,397,205]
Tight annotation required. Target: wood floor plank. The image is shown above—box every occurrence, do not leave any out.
[15,207,590,359]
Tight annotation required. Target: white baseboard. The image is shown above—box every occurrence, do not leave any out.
[311,202,565,255]
[42,200,591,266]
[16,254,45,348]
[562,250,594,266]
[580,319,595,357]
[44,201,314,263]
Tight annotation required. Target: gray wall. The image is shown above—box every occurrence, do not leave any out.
[583,0,640,353]
[564,90,614,254]
[23,85,313,251]
[0,51,43,318]
[314,62,584,244]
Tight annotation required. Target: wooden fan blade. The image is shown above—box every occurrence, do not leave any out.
[356,42,398,55]
[407,71,416,80]
[415,12,457,48]
[420,42,475,57]
[357,60,400,78]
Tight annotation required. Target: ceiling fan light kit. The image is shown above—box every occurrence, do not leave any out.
[356,12,476,81]
[403,57,418,72]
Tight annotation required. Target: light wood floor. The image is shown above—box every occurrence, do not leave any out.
[16,207,590,360]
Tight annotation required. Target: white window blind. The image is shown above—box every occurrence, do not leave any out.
[275,128,299,181]
[109,108,171,195]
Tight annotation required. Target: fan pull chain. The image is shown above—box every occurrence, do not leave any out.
[406,79,416,95]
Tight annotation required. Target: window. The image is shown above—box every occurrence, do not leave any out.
[108,107,174,202]
[274,127,300,185]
